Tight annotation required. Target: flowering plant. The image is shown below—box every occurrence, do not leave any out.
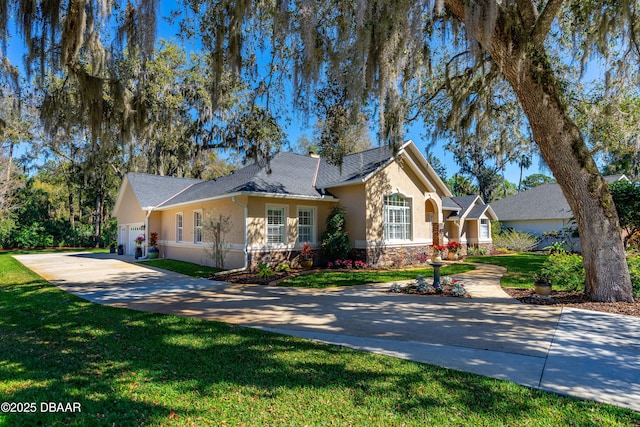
[447,241,463,254]
[451,280,467,297]
[429,244,447,257]
[135,235,145,246]
[300,242,314,261]
[354,260,367,269]
[149,232,158,247]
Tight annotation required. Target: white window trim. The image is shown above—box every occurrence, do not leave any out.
[296,205,317,244]
[176,212,184,243]
[193,209,203,244]
[265,204,288,246]
[479,217,491,240]
[383,193,413,242]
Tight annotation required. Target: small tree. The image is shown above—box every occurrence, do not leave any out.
[321,206,351,261]
[203,211,232,269]
[610,180,640,249]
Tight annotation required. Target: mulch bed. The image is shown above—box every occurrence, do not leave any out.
[503,288,640,318]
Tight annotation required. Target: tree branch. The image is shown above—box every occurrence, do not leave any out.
[515,0,539,30]
[532,0,564,47]
[443,0,465,22]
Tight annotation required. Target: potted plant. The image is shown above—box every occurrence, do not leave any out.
[134,235,145,259]
[533,272,552,296]
[117,244,124,255]
[447,241,463,260]
[109,234,117,253]
[299,242,314,268]
[147,232,159,259]
[429,244,446,262]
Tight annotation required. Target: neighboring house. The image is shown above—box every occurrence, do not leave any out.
[112,141,496,269]
[490,174,629,251]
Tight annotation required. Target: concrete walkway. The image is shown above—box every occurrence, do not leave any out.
[14,252,640,412]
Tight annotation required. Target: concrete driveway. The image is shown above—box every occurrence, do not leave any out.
[14,252,640,412]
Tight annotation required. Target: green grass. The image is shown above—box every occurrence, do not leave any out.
[2,252,639,426]
[466,253,547,288]
[140,259,222,277]
[278,264,476,288]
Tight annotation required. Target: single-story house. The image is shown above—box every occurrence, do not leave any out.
[490,174,629,251]
[112,141,496,269]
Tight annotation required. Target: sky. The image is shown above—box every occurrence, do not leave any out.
[3,3,552,184]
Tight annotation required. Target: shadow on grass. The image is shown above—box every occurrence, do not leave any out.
[1,254,637,426]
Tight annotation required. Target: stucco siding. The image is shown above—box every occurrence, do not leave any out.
[365,161,431,243]
[115,182,146,224]
[328,184,367,243]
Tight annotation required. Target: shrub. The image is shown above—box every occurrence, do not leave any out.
[541,253,585,291]
[257,262,274,279]
[493,230,540,252]
[276,263,290,272]
[627,257,640,298]
[321,206,351,261]
[467,246,487,256]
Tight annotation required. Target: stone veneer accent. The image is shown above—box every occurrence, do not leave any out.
[353,245,435,268]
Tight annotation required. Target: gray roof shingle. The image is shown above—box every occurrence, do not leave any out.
[315,145,395,189]
[490,183,571,220]
[491,175,628,221]
[127,173,203,208]
[159,152,323,206]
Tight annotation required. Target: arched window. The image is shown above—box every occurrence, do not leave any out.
[384,194,412,241]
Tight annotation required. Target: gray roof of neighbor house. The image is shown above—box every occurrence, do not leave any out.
[126,173,204,209]
[491,175,628,221]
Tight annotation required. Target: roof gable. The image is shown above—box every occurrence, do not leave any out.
[315,141,452,197]
[112,173,203,215]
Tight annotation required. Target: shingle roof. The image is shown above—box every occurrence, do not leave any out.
[127,173,203,208]
[490,183,570,220]
[441,197,462,211]
[159,152,323,207]
[491,175,628,221]
[125,142,471,209]
[315,145,395,189]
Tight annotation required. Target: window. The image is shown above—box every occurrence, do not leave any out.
[267,206,286,244]
[298,207,315,243]
[384,194,411,241]
[176,213,183,242]
[194,210,203,243]
[480,218,490,239]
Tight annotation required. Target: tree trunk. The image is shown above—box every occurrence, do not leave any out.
[94,194,101,248]
[68,187,75,228]
[444,0,634,302]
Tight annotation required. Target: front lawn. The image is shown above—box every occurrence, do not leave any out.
[466,253,546,288]
[2,252,639,426]
[141,259,222,277]
[278,263,476,288]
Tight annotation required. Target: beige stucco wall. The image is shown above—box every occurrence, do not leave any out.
[114,181,146,224]
[364,160,439,244]
[326,184,367,244]
[155,197,247,269]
